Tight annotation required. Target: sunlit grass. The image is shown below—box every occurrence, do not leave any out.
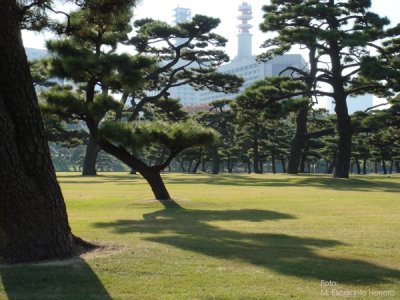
[1,172,399,299]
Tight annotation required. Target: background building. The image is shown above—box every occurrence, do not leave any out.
[169,1,307,107]
[25,48,47,60]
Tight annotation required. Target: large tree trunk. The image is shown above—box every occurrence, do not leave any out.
[334,107,352,178]
[287,106,308,174]
[0,2,75,262]
[328,18,352,179]
[82,136,100,176]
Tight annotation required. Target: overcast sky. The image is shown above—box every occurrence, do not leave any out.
[22,0,400,59]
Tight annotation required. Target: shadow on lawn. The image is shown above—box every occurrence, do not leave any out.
[95,207,400,284]
[57,174,142,185]
[164,174,400,193]
[0,258,111,299]
[58,173,400,192]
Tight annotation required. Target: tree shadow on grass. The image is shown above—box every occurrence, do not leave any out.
[56,173,400,192]
[164,174,400,193]
[0,258,111,300]
[57,173,143,185]
[94,208,400,284]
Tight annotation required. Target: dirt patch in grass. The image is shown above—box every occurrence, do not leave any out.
[78,242,128,260]
[0,242,128,267]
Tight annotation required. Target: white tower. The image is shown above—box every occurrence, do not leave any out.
[236,1,253,59]
[173,6,191,46]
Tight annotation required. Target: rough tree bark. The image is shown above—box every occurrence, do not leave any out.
[0,2,76,262]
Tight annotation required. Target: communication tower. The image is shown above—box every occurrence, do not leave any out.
[236,1,253,59]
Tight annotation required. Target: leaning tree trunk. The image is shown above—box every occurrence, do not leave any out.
[101,141,172,202]
[82,136,100,176]
[141,169,171,201]
[0,2,75,262]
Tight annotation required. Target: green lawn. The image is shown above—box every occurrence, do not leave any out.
[1,173,399,299]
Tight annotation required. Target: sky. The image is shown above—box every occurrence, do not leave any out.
[22,0,400,59]
[21,0,400,107]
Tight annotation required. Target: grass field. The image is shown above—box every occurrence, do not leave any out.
[1,173,399,299]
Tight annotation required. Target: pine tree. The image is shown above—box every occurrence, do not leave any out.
[260,0,393,178]
[0,0,79,262]
[232,76,307,173]
[42,11,241,201]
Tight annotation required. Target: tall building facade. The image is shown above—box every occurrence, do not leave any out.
[173,7,191,46]
[325,93,374,115]
[169,1,307,106]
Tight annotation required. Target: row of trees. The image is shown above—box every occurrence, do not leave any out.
[36,0,400,199]
[52,102,399,176]
[2,0,400,262]
[38,0,242,200]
